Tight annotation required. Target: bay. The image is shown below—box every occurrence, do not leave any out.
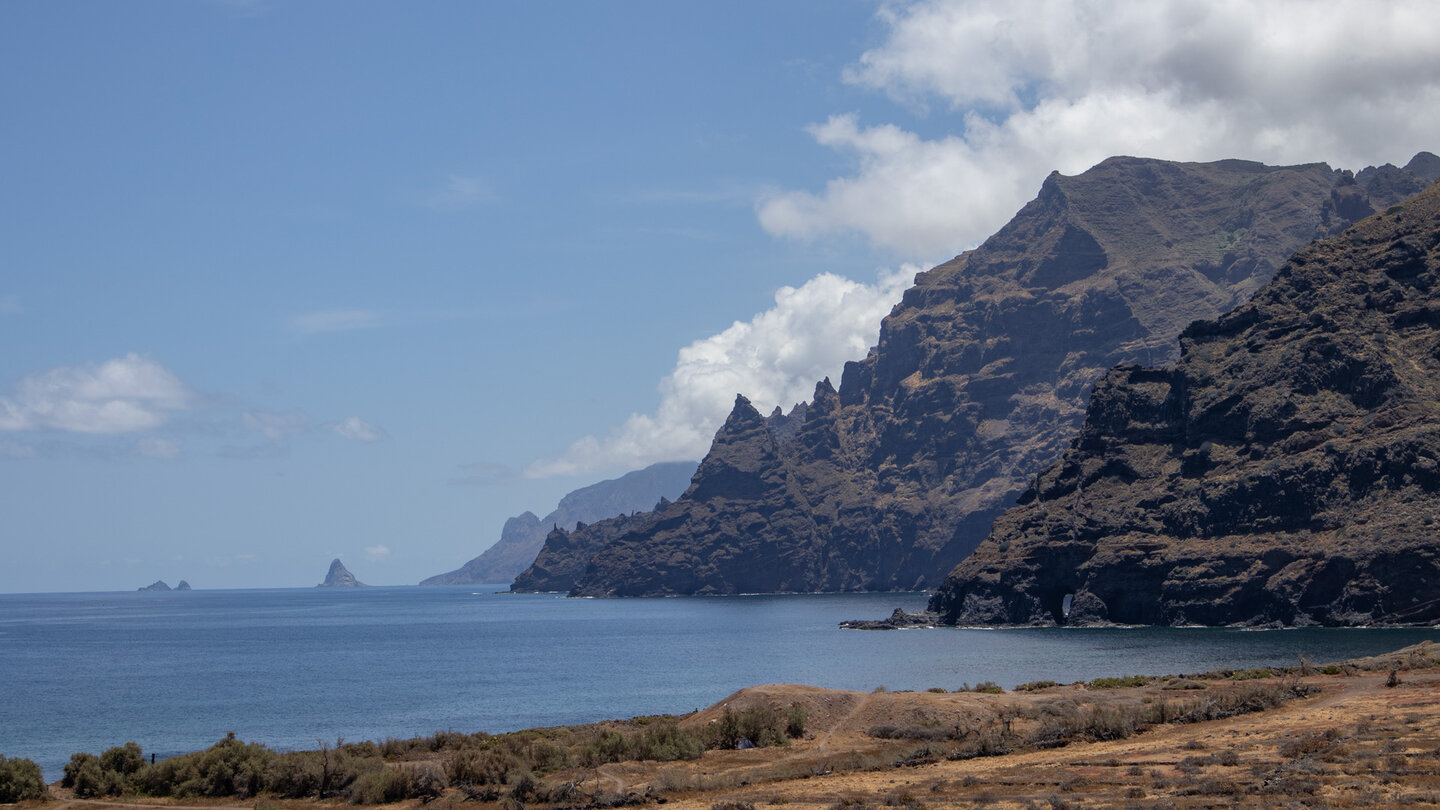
[1,586,1435,781]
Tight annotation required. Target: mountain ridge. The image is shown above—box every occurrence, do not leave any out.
[423,460,696,586]
[929,178,1440,627]
[515,153,1438,598]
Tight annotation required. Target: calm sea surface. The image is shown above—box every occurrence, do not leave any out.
[2,586,1436,780]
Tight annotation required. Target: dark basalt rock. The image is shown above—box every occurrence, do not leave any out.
[930,179,1440,627]
[175,580,192,591]
[522,154,1437,597]
[839,608,942,630]
[317,558,364,588]
[424,460,696,587]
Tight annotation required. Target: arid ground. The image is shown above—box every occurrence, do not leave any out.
[28,642,1440,810]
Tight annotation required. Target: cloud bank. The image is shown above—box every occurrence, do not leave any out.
[760,0,1440,258]
[528,267,916,478]
[0,354,192,434]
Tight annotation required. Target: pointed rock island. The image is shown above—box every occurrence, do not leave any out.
[317,558,365,587]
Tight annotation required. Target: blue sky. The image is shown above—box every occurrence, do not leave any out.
[3,1,1438,592]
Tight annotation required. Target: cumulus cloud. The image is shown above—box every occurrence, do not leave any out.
[289,309,386,334]
[0,354,192,434]
[364,544,391,561]
[527,267,916,477]
[334,416,386,443]
[760,0,1440,257]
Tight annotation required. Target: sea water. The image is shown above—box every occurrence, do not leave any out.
[1,586,1435,780]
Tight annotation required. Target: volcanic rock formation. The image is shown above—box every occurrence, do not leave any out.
[516,154,1438,597]
[318,558,364,587]
[930,180,1440,627]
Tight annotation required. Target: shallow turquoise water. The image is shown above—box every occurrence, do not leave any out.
[1,586,1434,780]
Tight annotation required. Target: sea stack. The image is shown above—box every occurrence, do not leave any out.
[138,580,172,592]
[318,558,365,587]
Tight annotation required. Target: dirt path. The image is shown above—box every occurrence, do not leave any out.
[816,690,873,753]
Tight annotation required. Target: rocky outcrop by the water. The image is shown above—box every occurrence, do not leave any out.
[138,580,172,592]
[839,608,942,630]
[176,580,192,591]
[424,461,696,587]
[318,558,365,587]
[929,179,1440,627]
[518,155,1437,597]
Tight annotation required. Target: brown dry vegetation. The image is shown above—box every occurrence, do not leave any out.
[19,642,1440,810]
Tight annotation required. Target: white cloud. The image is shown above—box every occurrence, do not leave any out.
[334,416,386,443]
[290,309,386,334]
[760,0,1440,257]
[242,410,311,439]
[0,354,192,434]
[527,267,916,477]
[364,544,391,561]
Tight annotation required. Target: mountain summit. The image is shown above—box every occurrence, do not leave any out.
[516,154,1438,597]
[930,179,1440,627]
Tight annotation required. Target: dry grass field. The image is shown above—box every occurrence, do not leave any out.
[25,642,1440,810]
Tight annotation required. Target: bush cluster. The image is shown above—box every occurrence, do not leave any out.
[0,754,50,802]
[56,704,808,805]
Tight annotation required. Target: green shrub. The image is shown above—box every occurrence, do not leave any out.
[785,704,808,739]
[0,755,50,802]
[1087,675,1152,689]
[62,752,108,798]
[346,767,413,805]
[1015,680,1059,692]
[100,742,145,776]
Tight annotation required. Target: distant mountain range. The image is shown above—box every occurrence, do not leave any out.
[421,461,696,586]
[513,153,1439,597]
[931,176,1440,627]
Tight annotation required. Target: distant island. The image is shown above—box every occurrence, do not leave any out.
[137,580,191,592]
[317,558,365,587]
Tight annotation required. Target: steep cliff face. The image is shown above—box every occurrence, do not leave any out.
[522,154,1437,597]
[930,180,1440,627]
[423,460,696,586]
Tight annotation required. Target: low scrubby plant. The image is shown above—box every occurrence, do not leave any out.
[0,754,50,802]
[1015,680,1060,692]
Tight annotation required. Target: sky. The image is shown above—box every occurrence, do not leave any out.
[3,1,1439,593]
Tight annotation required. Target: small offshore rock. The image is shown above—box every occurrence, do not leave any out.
[839,608,941,630]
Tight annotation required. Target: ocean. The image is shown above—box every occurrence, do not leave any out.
[1,586,1435,780]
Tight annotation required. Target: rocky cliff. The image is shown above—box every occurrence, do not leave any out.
[317,558,364,587]
[422,460,696,586]
[930,180,1440,627]
[519,154,1438,597]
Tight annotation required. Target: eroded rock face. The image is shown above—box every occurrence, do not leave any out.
[930,180,1440,627]
[520,155,1437,597]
